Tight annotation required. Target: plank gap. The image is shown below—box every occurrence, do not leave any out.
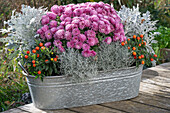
[98,104,130,113]
[130,100,170,111]
[66,108,81,113]
[141,81,170,89]
[17,107,31,113]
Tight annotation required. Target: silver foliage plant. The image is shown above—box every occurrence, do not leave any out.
[59,48,98,81]
[0,5,47,50]
[60,42,134,81]
[97,42,134,72]
[117,5,160,54]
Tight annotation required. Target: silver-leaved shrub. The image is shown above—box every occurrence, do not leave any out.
[97,42,134,72]
[59,48,98,81]
[0,5,47,50]
[117,5,160,54]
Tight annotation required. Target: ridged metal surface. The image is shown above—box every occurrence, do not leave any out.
[26,65,143,109]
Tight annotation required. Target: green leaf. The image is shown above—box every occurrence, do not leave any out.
[49,67,53,75]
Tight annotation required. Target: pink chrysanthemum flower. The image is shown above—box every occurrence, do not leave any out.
[50,20,58,28]
[75,42,83,49]
[41,17,50,25]
[82,43,90,50]
[46,12,57,20]
[50,27,57,34]
[44,42,52,47]
[41,25,49,32]
[51,5,59,14]
[72,28,80,36]
[103,37,112,44]
[87,37,96,46]
[55,29,65,39]
[37,29,43,35]
[79,34,86,42]
[86,30,96,38]
[45,30,52,40]
[53,40,62,47]
[90,50,96,56]
[82,49,91,57]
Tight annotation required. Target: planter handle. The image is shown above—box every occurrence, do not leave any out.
[18,62,29,76]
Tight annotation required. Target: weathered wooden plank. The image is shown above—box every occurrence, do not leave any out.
[159,62,170,70]
[140,82,170,92]
[142,69,159,77]
[141,75,170,88]
[101,100,170,113]
[143,67,170,78]
[140,82,170,98]
[1,108,28,113]
[69,105,125,113]
[139,92,170,103]
[18,104,76,113]
[131,93,170,110]
[142,74,170,83]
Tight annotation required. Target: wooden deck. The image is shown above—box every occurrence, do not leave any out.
[3,62,170,113]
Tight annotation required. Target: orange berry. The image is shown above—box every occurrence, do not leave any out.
[138,56,141,59]
[56,55,59,58]
[140,34,144,38]
[35,47,40,50]
[125,41,127,44]
[137,37,140,40]
[132,47,136,50]
[25,55,28,59]
[32,60,35,64]
[133,35,136,39]
[150,58,154,61]
[128,47,130,49]
[128,38,130,41]
[144,42,146,45]
[37,54,40,58]
[121,42,125,46]
[45,59,48,63]
[33,64,36,67]
[154,54,157,57]
[133,52,136,56]
[39,43,43,47]
[26,51,30,54]
[38,71,41,74]
[54,58,57,62]
[139,44,141,47]
[41,46,45,50]
[141,60,145,64]
[32,49,36,53]
[141,42,144,44]
[141,55,144,58]
[134,56,137,59]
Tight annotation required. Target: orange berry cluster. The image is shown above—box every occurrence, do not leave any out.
[24,42,59,75]
[121,34,157,65]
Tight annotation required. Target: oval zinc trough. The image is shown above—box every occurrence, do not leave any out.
[26,65,143,109]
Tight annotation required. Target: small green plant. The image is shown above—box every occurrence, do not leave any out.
[20,41,60,80]
[124,34,158,67]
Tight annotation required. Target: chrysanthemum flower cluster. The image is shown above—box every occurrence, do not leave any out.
[36,2,126,57]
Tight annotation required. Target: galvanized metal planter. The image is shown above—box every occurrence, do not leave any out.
[26,65,143,110]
